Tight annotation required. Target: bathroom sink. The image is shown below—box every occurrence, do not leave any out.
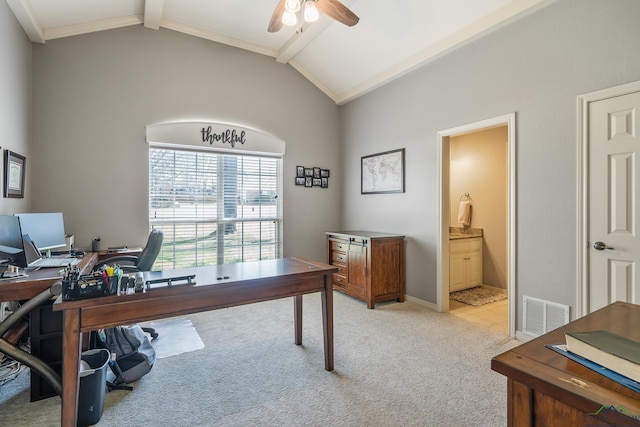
[449,227,483,239]
[449,232,482,240]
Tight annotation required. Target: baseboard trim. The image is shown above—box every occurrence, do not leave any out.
[405,295,439,311]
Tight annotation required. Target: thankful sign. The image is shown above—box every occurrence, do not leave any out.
[146,121,285,156]
[200,126,246,148]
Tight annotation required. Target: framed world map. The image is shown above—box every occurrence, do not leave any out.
[361,148,405,194]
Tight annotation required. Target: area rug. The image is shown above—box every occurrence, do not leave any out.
[144,317,205,359]
[450,285,507,306]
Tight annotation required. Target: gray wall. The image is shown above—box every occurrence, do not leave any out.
[340,0,640,328]
[0,0,31,215]
[7,0,640,332]
[31,26,342,261]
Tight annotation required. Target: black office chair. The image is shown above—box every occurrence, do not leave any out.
[94,229,163,342]
[98,229,163,273]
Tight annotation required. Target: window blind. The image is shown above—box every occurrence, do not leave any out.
[149,148,282,269]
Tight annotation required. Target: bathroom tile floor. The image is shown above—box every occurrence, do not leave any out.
[449,297,508,334]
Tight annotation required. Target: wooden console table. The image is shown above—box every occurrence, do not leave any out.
[492,302,640,426]
[53,257,337,426]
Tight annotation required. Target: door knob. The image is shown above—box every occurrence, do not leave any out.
[593,241,613,251]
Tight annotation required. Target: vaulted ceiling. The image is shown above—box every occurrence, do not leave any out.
[6,0,549,104]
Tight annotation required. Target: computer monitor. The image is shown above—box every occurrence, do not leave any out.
[0,215,27,268]
[14,212,67,251]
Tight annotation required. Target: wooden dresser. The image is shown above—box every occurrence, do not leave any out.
[325,231,405,309]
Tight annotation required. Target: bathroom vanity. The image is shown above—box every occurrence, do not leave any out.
[449,228,483,292]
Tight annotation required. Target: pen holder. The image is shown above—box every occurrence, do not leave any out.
[108,276,119,295]
[62,278,79,301]
[62,275,108,300]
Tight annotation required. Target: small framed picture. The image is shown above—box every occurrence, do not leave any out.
[304,168,313,177]
[305,177,313,187]
[313,167,321,178]
[296,166,304,177]
[4,150,26,198]
[313,178,322,186]
[295,177,305,186]
[321,177,329,188]
[320,169,330,178]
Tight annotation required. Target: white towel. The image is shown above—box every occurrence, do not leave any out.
[457,200,471,226]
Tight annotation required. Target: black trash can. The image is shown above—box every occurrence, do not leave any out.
[78,348,110,426]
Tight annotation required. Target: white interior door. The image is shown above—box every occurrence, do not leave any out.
[588,90,640,312]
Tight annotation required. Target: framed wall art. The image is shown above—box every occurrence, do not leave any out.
[361,148,405,194]
[296,165,330,189]
[4,150,26,198]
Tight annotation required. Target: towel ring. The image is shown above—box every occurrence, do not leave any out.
[460,193,472,202]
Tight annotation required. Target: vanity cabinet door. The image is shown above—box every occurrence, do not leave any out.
[466,250,482,287]
[449,252,468,292]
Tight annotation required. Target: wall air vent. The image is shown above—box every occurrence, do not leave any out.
[523,295,570,338]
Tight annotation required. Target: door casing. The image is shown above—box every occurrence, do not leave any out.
[437,113,516,338]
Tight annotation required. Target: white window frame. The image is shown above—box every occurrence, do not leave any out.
[146,122,285,269]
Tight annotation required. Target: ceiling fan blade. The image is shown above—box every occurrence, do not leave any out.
[268,0,286,32]
[316,0,359,27]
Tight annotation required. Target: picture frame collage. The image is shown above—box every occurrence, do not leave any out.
[295,166,329,189]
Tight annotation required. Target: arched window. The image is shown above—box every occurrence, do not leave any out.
[146,122,284,269]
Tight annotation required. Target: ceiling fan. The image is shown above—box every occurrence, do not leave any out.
[268,0,359,33]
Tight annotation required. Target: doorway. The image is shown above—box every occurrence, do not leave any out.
[437,113,516,337]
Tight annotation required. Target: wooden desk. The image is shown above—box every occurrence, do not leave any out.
[492,302,640,426]
[0,253,98,400]
[0,252,97,302]
[53,257,338,427]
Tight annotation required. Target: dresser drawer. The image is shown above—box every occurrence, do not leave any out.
[331,240,348,252]
[333,264,346,276]
[332,251,347,264]
[332,273,347,289]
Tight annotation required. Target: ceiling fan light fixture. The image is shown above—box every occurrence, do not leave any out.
[282,10,297,27]
[303,1,320,22]
[284,0,301,13]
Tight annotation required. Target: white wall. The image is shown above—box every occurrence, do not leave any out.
[0,1,31,214]
[450,126,508,289]
[30,26,342,262]
[339,0,640,329]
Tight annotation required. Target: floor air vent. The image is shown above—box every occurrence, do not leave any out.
[523,296,570,338]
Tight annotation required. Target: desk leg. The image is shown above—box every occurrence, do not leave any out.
[322,275,334,371]
[61,308,81,427]
[294,295,303,345]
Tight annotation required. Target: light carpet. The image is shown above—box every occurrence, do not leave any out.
[450,285,508,307]
[0,292,519,426]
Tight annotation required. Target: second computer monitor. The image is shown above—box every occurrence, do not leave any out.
[14,212,67,251]
[0,215,27,267]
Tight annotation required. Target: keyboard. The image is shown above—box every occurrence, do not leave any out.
[29,257,81,268]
